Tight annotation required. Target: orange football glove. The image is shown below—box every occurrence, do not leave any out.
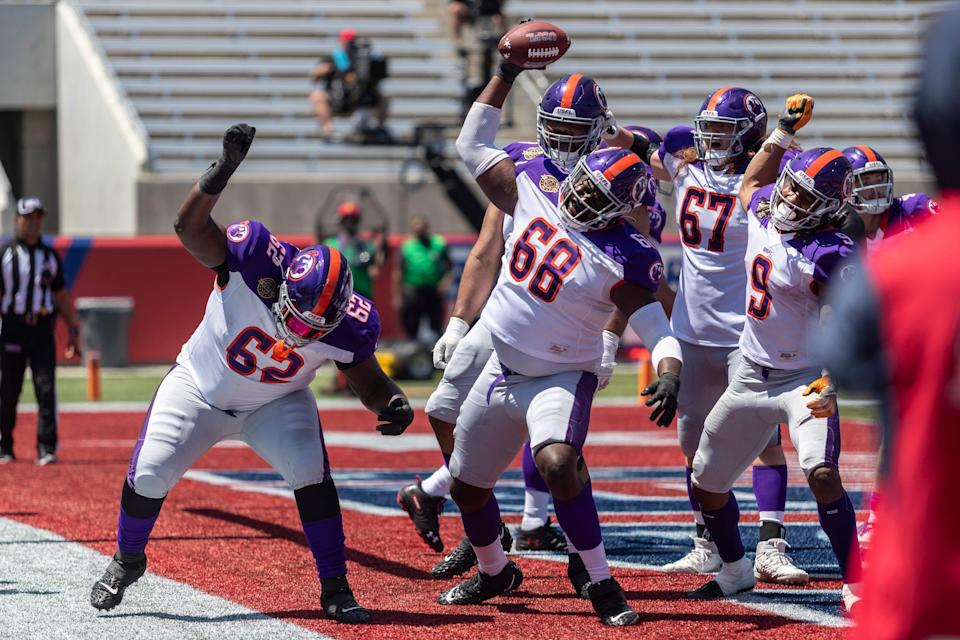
[779,94,815,133]
[802,374,836,419]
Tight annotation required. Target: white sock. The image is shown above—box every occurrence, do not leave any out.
[520,489,550,531]
[421,465,453,497]
[473,538,509,576]
[579,541,612,583]
[758,510,785,525]
[564,531,579,554]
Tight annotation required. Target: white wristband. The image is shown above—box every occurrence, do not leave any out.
[455,102,509,178]
[765,128,795,150]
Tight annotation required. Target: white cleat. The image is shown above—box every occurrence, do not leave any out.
[688,556,756,599]
[662,536,721,574]
[842,582,862,617]
[754,538,810,585]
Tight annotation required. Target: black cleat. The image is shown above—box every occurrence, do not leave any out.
[515,517,568,552]
[90,551,147,611]
[587,578,639,626]
[431,523,513,579]
[437,561,523,605]
[397,479,446,552]
[567,552,591,598]
[321,576,370,624]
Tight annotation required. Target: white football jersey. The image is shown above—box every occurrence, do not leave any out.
[739,185,856,370]
[177,220,379,412]
[482,169,664,371]
[661,150,749,347]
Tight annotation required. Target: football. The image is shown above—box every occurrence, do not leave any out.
[498,20,571,69]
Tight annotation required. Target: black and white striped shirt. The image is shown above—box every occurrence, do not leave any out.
[0,239,64,318]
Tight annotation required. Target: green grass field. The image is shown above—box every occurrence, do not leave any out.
[26,365,879,422]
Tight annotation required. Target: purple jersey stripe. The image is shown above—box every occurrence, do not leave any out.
[564,372,598,452]
[126,365,178,489]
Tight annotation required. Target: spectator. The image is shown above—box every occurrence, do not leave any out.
[0,197,80,465]
[394,217,451,342]
[309,29,389,140]
[448,0,505,58]
[322,201,386,301]
[817,7,960,637]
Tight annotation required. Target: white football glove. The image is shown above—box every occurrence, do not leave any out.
[600,109,619,141]
[597,330,619,391]
[433,317,470,369]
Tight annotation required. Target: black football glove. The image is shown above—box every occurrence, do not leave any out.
[375,395,414,436]
[641,372,680,428]
[199,123,256,195]
[495,60,525,83]
[777,94,814,134]
[826,207,866,242]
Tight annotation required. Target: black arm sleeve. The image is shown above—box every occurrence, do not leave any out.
[629,132,656,164]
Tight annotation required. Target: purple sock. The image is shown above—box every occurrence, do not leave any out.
[442,452,451,467]
[461,493,502,547]
[117,507,159,555]
[752,464,788,520]
[553,480,602,552]
[685,467,701,513]
[817,491,862,583]
[302,515,348,579]
[701,493,745,563]
[522,444,550,493]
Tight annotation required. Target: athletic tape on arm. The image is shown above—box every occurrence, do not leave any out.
[456,103,510,178]
[628,302,683,371]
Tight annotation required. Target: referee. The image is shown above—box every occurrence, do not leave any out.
[0,197,80,465]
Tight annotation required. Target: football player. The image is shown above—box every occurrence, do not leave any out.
[399,79,663,584]
[88,125,414,623]
[688,98,863,613]
[839,144,939,548]
[605,89,807,584]
[439,58,682,627]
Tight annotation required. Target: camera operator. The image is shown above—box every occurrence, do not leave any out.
[309,29,389,140]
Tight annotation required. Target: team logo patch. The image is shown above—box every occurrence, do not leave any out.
[539,174,560,192]
[929,199,940,215]
[744,93,764,120]
[257,277,278,299]
[226,222,249,243]
[649,260,664,283]
[523,146,544,160]
[839,264,857,282]
[288,250,317,282]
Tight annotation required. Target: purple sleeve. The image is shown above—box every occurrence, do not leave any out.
[902,193,938,221]
[224,220,293,301]
[662,125,695,155]
[748,184,775,218]
[622,242,664,293]
[647,202,666,245]
[504,141,542,171]
[811,234,856,285]
[323,294,381,366]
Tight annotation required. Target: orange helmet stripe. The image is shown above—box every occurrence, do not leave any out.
[311,248,343,318]
[560,74,583,109]
[603,153,642,181]
[706,86,735,111]
[857,145,878,163]
[804,149,844,178]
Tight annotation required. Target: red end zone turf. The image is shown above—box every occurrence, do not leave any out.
[0,407,876,638]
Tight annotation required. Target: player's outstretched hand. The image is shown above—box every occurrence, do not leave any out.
[376,395,414,436]
[433,317,469,369]
[802,375,837,419]
[826,208,866,242]
[641,372,680,427]
[198,123,256,195]
[778,94,814,134]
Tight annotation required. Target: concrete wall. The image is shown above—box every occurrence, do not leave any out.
[136,175,476,236]
[0,2,56,110]
[55,0,147,235]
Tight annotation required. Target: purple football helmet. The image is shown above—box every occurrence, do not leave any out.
[558,147,647,231]
[771,147,853,232]
[693,87,767,168]
[537,74,608,169]
[842,145,894,215]
[273,245,354,347]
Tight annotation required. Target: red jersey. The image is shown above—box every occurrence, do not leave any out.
[855,192,960,639]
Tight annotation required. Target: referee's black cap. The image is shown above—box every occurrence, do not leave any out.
[16,197,44,216]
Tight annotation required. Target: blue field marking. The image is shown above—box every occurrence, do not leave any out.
[198,467,859,579]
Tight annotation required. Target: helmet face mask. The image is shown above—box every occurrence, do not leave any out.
[847,164,894,215]
[537,109,603,169]
[558,154,640,231]
[770,169,844,233]
[693,114,750,168]
[272,248,354,347]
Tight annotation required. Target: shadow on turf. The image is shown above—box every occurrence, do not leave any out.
[267,608,495,626]
[185,508,434,580]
